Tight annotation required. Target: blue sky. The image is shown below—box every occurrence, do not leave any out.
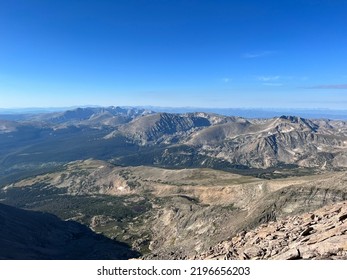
[1,0,347,109]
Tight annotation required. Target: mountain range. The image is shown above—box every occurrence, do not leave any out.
[1,106,347,183]
[1,106,347,259]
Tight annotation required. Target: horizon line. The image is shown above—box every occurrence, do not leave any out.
[1,105,347,112]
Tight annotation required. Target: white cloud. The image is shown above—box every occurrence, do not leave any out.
[257,75,280,81]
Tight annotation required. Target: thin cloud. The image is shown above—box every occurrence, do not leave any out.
[257,75,280,82]
[303,84,347,89]
[222,77,232,83]
[263,82,283,86]
[243,50,276,58]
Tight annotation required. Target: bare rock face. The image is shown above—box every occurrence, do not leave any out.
[194,201,347,260]
[118,113,211,145]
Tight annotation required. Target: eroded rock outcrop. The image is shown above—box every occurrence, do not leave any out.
[195,201,347,260]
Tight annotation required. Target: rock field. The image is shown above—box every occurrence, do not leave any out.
[195,201,347,260]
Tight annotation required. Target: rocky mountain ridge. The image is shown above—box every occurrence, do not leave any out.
[1,107,347,173]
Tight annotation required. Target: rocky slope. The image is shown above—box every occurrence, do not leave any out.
[3,159,347,259]
[194,201,347,260]
[115,113,211,145]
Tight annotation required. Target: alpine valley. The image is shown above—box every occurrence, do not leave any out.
[1,106,347,259]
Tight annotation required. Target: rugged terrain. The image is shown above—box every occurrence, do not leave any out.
[194,201,347,260]
[2,107,347,186]
[1,159,347,259]
[1,107,347,259]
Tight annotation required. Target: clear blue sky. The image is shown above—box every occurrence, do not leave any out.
[1,0,347,109]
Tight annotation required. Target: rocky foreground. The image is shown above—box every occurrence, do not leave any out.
[194,201,347,260]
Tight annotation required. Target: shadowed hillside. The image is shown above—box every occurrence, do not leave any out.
[0,203,140,260]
